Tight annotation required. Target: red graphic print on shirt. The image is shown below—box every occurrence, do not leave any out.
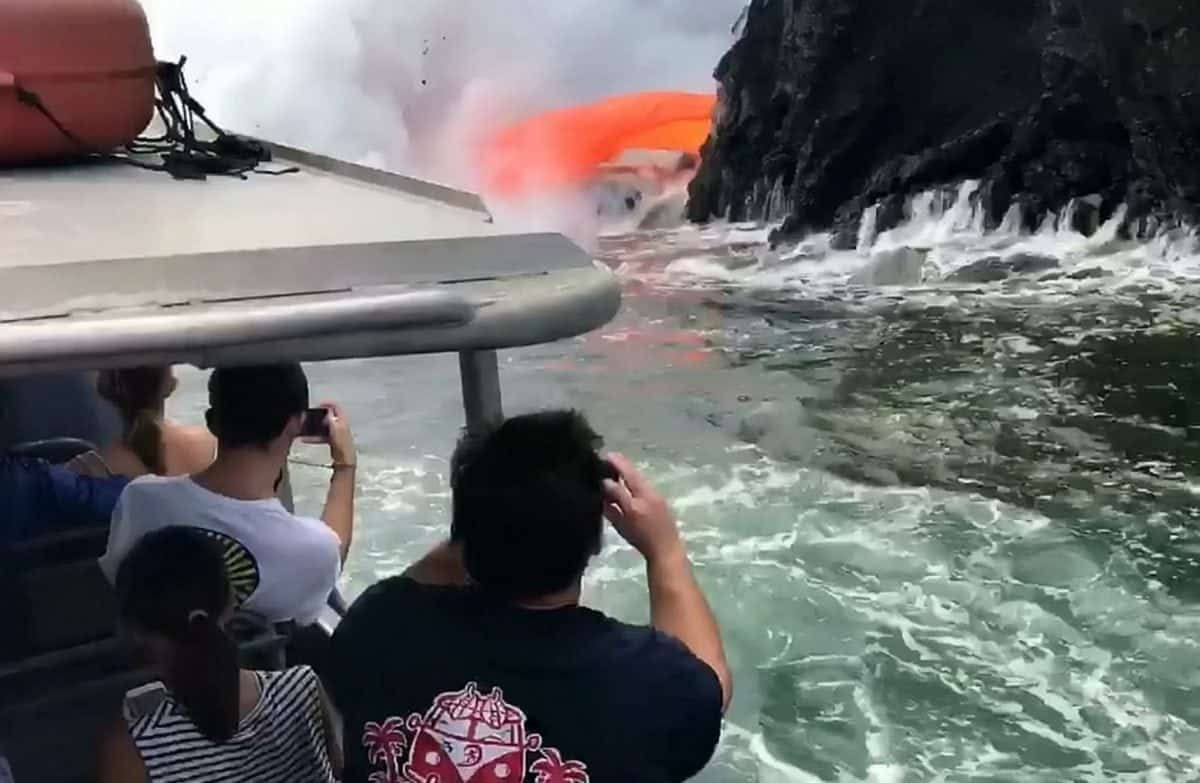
[362,683,589,783]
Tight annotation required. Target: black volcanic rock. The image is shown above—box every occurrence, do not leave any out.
[688,0,1200,243]
[946,253,1060,283]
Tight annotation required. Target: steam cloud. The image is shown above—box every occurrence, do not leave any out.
[139,0,743,191]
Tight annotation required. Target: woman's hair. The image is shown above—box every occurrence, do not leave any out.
[97,367,171,474]
[115,527,240,743]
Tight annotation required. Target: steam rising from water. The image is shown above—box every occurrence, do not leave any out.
[139,0,742,193]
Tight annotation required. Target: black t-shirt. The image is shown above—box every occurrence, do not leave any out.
[329,576,723,783]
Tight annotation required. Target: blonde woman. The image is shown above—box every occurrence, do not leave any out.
[71,367,215,478]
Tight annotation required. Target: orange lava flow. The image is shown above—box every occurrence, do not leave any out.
[480,91,715,198]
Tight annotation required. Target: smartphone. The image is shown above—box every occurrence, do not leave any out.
[299,407,330,442]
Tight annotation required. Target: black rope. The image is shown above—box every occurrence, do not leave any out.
[13,57,298,181]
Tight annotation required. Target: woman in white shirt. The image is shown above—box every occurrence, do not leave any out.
[98,527,341,783]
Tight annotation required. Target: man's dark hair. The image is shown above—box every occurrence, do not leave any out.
[450,410,615,600]
[205,364,308,449]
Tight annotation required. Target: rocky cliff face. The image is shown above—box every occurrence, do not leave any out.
[687,0,1200,246]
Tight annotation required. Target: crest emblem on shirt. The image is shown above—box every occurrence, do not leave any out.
[362,682,590,783]
[192,527,260,606]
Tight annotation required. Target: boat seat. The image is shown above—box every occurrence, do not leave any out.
[0,374,120,454]
[0,525,138,783]
[0,659,150,783]
[6,437,97,465]
[0,526,115,664]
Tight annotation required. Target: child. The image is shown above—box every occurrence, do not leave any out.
[98,526,341,782]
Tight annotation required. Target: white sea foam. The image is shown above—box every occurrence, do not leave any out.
[167,336,1200,781]
[622,183,1200,315]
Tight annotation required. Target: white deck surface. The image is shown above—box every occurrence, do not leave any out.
[0,157,500,269]
[0,148,621,375]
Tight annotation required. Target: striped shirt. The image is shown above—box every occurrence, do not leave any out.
[124,666,335,783]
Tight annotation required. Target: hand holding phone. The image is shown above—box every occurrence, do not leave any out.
[299,407,331,443]
[601,453,683,564]
[319,401,357,468]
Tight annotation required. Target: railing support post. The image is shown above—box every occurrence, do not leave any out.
[459,349,504,433]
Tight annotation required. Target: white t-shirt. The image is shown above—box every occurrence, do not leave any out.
[99,476,341,625]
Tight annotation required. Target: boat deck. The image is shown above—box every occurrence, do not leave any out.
[0,146,620,376]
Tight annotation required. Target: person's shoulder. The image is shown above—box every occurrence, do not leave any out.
[93,444,144,478]
[164,423,217,474]
[334,577,454,665]
[340,576,460,629]
[289,514,343,554]
[263,664,322,693]
[291,511,338,532]
[122,473,186,496]
[256,666,322,720]
[284,663,320,681]
[601,618,723,699]
[110,474,181,513]
[347,574,430,611]
[113,474,180,508]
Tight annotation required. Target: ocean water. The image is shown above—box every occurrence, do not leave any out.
[173,186,1200,782]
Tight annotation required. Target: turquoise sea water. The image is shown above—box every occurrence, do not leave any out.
[176,199,1200,781]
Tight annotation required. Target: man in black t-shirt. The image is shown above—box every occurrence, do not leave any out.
[329,410,732,783]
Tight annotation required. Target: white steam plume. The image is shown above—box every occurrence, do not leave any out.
[139,0,743,192]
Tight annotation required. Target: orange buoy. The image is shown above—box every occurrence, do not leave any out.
[0,0,155,165]
[480,92,716,198]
